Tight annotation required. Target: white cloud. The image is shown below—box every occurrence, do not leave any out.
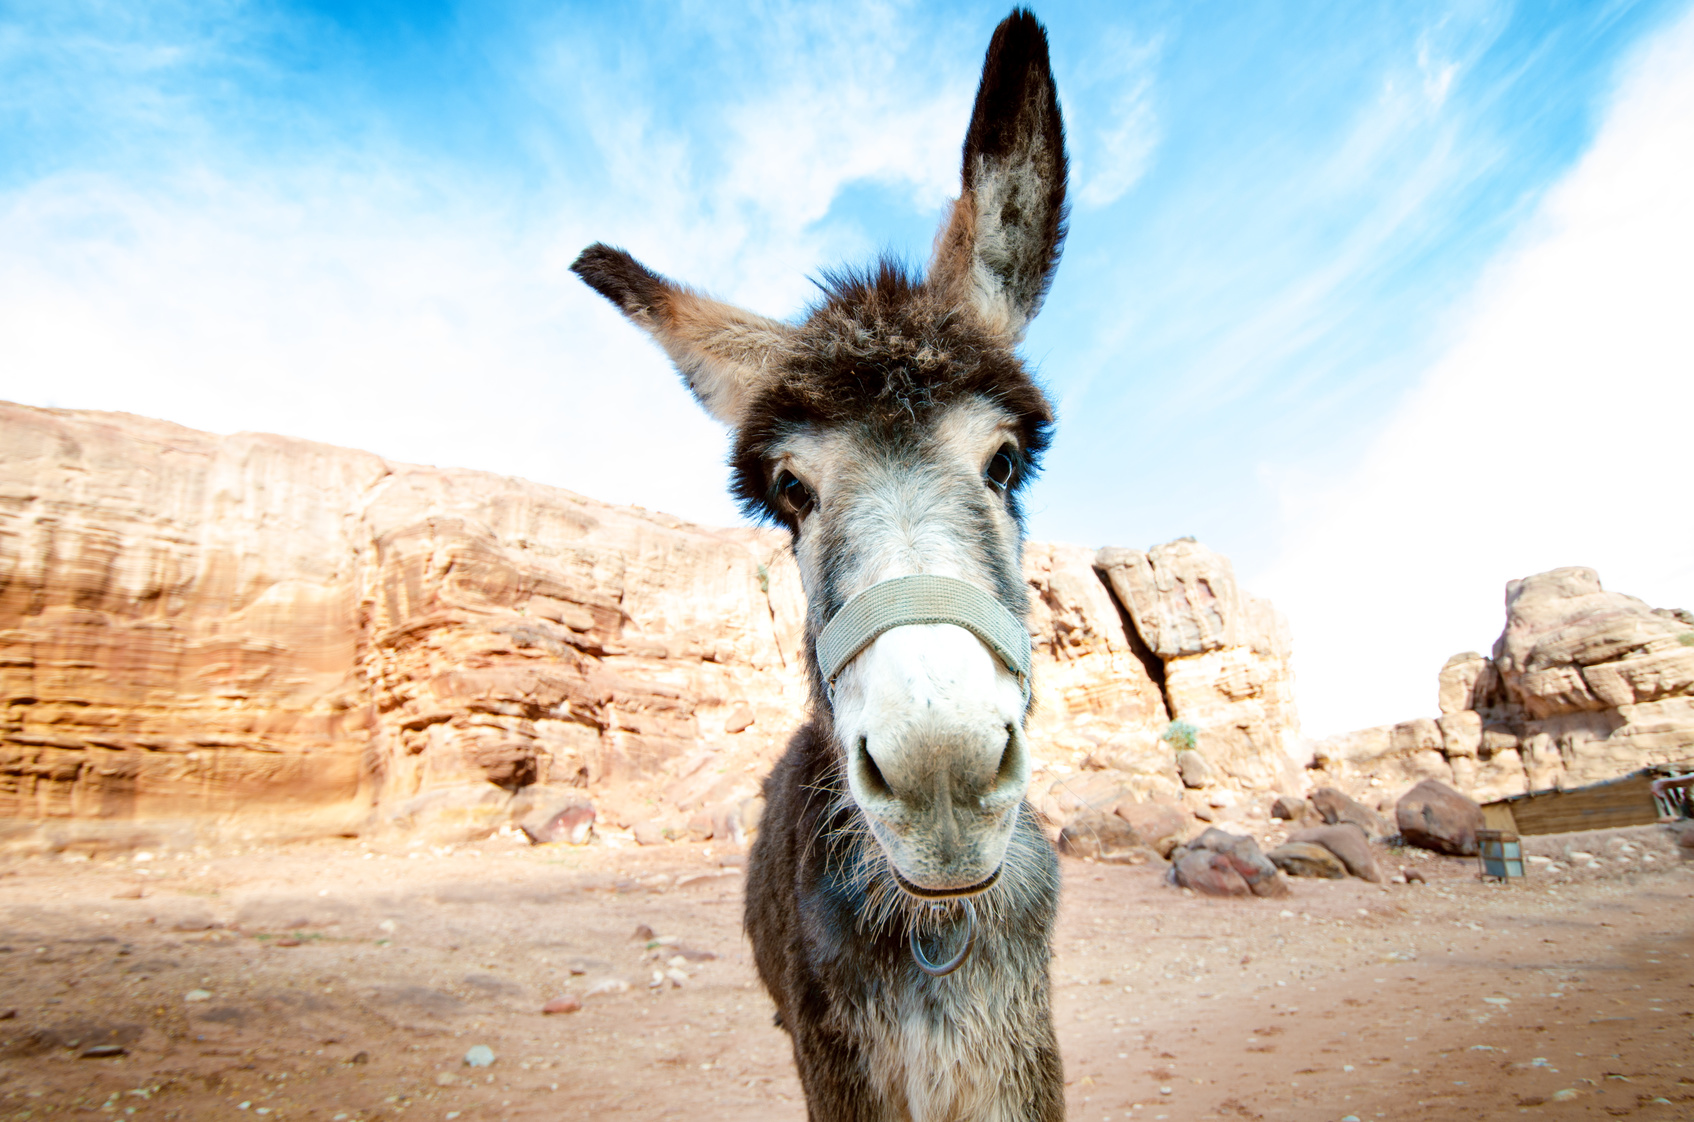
[1256,6,1694,737]
[0,4,979,526]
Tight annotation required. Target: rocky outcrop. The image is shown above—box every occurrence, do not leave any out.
[1096,538,1301,792]
[0,403,808,849]
[1312,567,1694,806]
[0,404,1303,851]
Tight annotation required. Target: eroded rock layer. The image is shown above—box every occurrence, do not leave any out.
[0,404,1302,849]
[1312,566,1694,803]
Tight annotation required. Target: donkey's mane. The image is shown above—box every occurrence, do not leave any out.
[729,255,1055,529]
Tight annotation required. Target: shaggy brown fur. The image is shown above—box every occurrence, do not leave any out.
[573,9,1070,1119]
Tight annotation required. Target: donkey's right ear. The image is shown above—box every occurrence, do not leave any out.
[572,244,793,428]
[928,9,1068,341]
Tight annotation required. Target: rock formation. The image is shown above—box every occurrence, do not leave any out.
[1311,567,1694,805]
[0,403,1303,851]
[1097,538,1301,790]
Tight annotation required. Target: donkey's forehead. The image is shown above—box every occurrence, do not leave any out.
[771,396,1022,471]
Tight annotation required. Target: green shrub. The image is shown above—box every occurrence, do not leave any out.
[1164,720,1198,753]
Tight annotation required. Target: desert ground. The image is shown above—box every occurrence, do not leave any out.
[2,827,1690,1122]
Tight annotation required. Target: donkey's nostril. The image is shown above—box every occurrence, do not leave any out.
[994,724,1024,790]
[854,736,892,799]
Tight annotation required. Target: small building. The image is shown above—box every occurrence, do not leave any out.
[1481,762,1694,836]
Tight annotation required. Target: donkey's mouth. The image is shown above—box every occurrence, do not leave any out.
[890,864,1001,900]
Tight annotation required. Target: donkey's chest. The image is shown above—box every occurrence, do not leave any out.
[850,973,1041,1122]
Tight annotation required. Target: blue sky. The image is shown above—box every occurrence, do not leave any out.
[4,0,1692,734]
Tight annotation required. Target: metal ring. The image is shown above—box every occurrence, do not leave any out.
[909,897,976,978]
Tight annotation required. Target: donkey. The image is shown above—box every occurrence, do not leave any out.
[573,10,1068,1119]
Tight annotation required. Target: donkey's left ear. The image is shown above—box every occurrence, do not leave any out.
[572,244,794,427]
[928,9,1068,341]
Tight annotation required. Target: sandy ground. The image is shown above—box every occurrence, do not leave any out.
[2,827,1691,1121]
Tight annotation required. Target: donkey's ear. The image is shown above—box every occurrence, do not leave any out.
[572,244,793,427]
[929,9,1068,340]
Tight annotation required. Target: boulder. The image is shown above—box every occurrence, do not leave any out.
[519,798,595,846]
[1171,850,1251,897]
[1057,810,1153,864]
[1494,567,1694,717]
[1396,779,1485,856]
[1170,828,1288,898]
[1266,842,1346,879]
[1287,823,1381,882]
[1176,749,1214,789]
[1113,800,1191,859]
[631,821,670,846]
[1310,787,1389,839]
[1270,795,1310,821]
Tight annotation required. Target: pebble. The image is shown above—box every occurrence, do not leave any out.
[542,995,582,1015]
[183,989,212,1002]
[436,1072,458,1086]
[464,1044,495,1068]
[79,1044,126,1058]
[585,978,630,997]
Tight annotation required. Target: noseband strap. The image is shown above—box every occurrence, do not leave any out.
[816,574,1032,701]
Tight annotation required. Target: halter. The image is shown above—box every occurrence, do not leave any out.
[814,574,1033,705]
[814,574,1030,981]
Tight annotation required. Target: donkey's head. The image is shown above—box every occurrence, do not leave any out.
[573,10,1065,897]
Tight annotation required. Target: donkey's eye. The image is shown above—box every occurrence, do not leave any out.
[776,470,815,518]
[984,445,1018,493]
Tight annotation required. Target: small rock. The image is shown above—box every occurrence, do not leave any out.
[723,705,756,734]
[79,1044,126,1058]
[349,1051,369,1064]
[463,1044,495,1068]
[1403,869,1426,884]
[631,821,669,847]
[1266,842,1346,879]
[1566,850,1594,862]
[1176,749,1214,789]
[435,1072,458,1086]
[542,995,581,1015]
[632,924,656,942]
[584,978,630,998]
[665,968,688,987]
[112,886,147,900]
[1270,795,1310,821]
[274,937,301,947]
[184,989,212,1002]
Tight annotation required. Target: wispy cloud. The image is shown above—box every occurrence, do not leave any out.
[1256,3,1694,735]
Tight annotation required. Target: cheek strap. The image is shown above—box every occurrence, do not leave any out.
[815,574,1033,704]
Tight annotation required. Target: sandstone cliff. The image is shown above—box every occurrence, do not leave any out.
[0,404,1299,851]
[1311,567,1694,804]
